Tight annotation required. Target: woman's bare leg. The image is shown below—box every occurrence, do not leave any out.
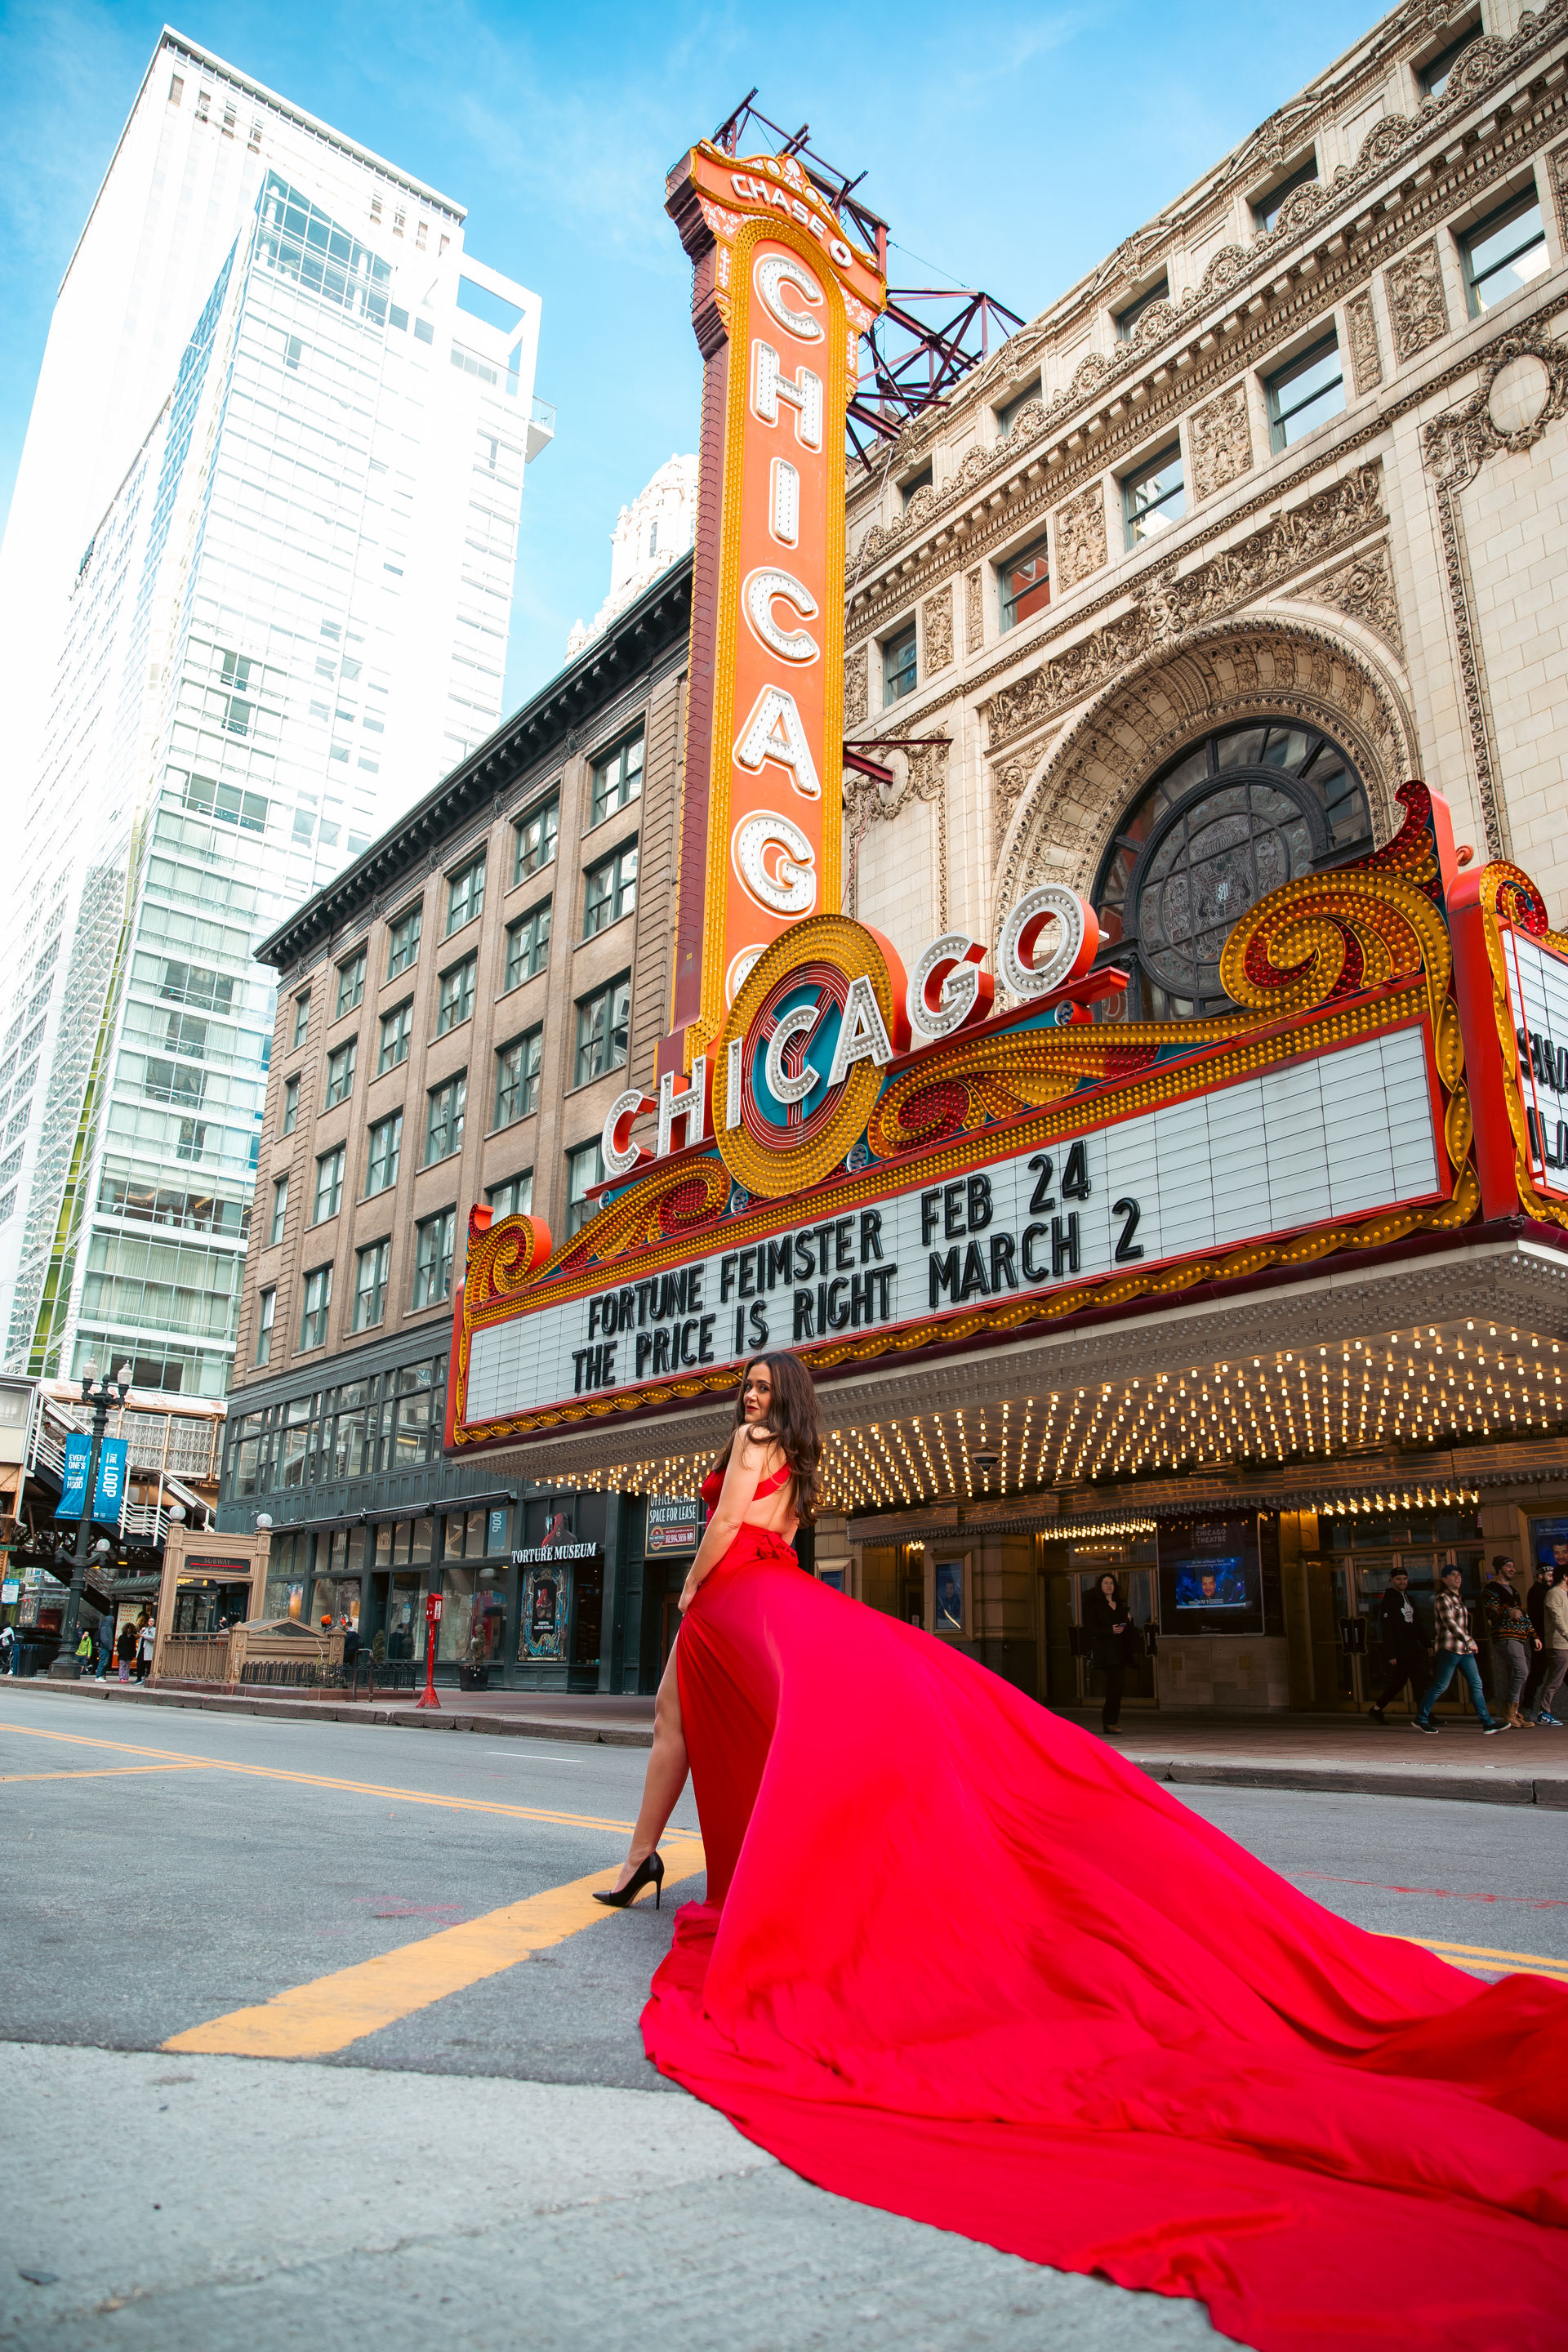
[610,1642,688,1891]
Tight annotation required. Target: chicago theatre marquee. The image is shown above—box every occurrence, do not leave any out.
[448,107,1568,1719]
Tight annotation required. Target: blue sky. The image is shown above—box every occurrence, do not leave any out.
[0,0,1379,710]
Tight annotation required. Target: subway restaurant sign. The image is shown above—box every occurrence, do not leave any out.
[446,788,1568,1451]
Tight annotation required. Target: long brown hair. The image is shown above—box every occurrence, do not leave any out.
[712,1352,822,1522]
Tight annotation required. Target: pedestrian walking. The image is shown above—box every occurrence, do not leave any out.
[136,1614,156,1682]
[1081,1570,1133,1735]
[0,1621,14,1676]
[116,1618,136,1681]
[1412,1565,1503,1733]
[1521,1564,1552,1717]
[1533,1570,1568,1726]
[1368,1566,1426,1719]
[96,1615,112,1678]
[1481,1555,1539,1729]
[74,1624,92,1676]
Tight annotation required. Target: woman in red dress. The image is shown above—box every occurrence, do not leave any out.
[601,1353,1568,2351]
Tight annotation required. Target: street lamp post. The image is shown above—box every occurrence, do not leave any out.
[55,1361,131,1671]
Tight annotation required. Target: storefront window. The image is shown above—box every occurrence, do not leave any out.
[439,1569,506,1664]
[310,1575,361,1632]
[443,1508,492,1560]
[262,1575,305,1622]
[385,1574,421,1660]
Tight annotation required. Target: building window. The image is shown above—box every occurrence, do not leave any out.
[378,1000,412,1074]
[436,953,477,1035]
[582,841,637,937]
[574,977,630,1089]
[446,855,485,937]
[999,537,1050,633]
[1462,190,1548,316]
[366,1110,403,1196]
[1265,333,1344,452]
[1115,277,1169,341]
[1123,442,1185,550]
[292,991,310,1049]
[386,902,422,978]
[425,1074,466,1165]
[514,794,559,884]
[281,1076,300,1136]
[504,901,550,989]
[269,1175,289,1247]
[495,1027,543,1126]
[1419,18,1482,98]
[487,1170,533,1219]
[900,464,933,509]
[314,1145,345,1224]
[353,1239,390,1331]
[566,1141,604,1236]
[1253,155,1317,234]
[1091,719,1371,1019]
[255,1287,275,1366]
[995,377,1040,437]
[882,623,918,706]
[324,1039,356,1108]
[300,1265,332,1351]
[335,950,366,1018]
[412,1208,456,1307]
[590,732,644,826]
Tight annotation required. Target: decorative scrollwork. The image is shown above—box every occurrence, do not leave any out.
[554,1157,732,1277]
[868,1033,1165,1157]
[1218,782,1452,1028]
[1481,862,1568,947]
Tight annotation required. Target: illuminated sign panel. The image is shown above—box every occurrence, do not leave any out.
[460,1018,1442,1429]
[1496,925,1568,1193]
[662,145,886,1067]
[1450,858,1568,1227]
[447,786,1490,1450]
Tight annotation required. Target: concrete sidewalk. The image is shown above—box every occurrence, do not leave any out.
[7,1673,1566,1806]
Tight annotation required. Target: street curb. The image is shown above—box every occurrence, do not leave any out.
[7,1679,1568,1803]
[0,1678,656,1747]
[1142,1759,1546,1806]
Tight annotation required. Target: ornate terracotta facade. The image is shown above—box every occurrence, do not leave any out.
[840,0,1568,1000]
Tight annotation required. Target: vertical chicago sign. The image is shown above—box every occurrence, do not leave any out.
[660,145,888,1077]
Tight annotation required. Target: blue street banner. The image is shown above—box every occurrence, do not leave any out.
[91,1437,129,1526]
[56,1434,92,1520]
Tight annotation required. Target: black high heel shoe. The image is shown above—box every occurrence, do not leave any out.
[592,1851,664,1909]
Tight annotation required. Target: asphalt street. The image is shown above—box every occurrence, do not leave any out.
[2,1682,1565,2351]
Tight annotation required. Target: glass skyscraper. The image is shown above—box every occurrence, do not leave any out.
[0,34,549,1396]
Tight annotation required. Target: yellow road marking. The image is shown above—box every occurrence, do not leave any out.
[0,1763,213,1784]
[1406,1935,1568,1980]
[0,1721,658,1835]
[163,1837,707,2059]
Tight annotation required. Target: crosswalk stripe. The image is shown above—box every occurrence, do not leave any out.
[163,1838,707,2059]
[0,1718,688,1836]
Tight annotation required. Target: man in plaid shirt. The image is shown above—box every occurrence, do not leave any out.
[1413,1565,1503,1733]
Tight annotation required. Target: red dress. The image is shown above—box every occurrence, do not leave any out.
[643,1478,1568,2352]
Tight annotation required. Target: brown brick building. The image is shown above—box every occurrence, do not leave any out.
[217,563,689,1686]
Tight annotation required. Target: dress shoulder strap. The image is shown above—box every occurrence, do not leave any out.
[753,1462,792,1499]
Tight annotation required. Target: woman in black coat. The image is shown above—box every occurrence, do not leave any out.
[1080,1570,1131,1734]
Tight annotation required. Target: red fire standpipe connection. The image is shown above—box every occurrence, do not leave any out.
[416,1588,443,1710]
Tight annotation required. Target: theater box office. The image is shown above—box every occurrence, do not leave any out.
[444,789,1568,1716]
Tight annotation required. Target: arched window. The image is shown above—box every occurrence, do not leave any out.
[1092,719,1372,1019]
